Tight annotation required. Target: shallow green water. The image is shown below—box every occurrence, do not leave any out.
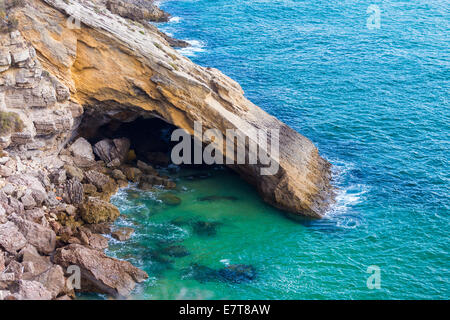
[107,164,443,300]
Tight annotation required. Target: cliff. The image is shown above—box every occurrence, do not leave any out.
[0,0,333,218]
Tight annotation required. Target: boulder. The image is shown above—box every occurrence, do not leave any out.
[33,265,66,299]
[49,169,67,185]
[10,280,53,300]
[122,166,142,183]
[64,178,84,205]
[78,227,109,250]
[52,244,148,298]
[0,165,14,177]
[7,174,46,194]
[84,170,109,191]
[24,208,48,226]
[21,192,37,210]
[5,197,25,215]
[159,193,181,206]
[0,221,27,253]
[111,227,134,241]
[111,169,127,181]
[80,197,120,224]
[20,245,53,277]
[84,223,112,235]
[136,160,157,175]
[93,138,130,167]
[9,215,56,255]
[69,137,95,162]
[64,164,84,181]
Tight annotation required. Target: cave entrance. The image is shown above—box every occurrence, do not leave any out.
[75,108,213,170]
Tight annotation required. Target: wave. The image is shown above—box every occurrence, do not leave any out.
[169,16,182,23]
[177,40,206,57]
[315,159,370,230]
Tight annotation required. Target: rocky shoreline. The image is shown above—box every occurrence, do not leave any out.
[0,0,333,299]
[1,133,184,299]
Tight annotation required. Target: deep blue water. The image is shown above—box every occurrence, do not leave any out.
[110,0,449,299]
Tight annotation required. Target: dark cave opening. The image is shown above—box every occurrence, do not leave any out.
[75,109,214,170]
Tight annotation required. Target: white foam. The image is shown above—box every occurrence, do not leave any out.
[220,259,231,266]
[169,16,182,23]
[177,40,206,57]
[323,159,369,225]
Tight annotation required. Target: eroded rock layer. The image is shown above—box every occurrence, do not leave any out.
[27,0,331,217]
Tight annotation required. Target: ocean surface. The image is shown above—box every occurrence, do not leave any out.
[107,0,449,299]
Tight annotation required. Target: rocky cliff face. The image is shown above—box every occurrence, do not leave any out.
[1,0,332,217]
[6,0,332,218]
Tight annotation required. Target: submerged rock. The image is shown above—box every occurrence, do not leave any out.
[183,264,220,284]
[112,227,135,241]
[170,216,191,227]
[159,193,181,206]
[184,263,257,284]
[218,264,257,283]
[198,196,238,202]
[192,221,222,237]
[161,245,190,258]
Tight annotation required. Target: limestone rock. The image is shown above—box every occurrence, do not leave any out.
[52,244,148,298]
[11,280,53,300]
[106,0,170,23]
[21,192,37,209]
[112,227,134,241]
[84,170,109,191]
[136,160,157,175]
[122,167,142,183]
[7,174,46,194]
[14,0,332,218]
[93,138,130,167]
[33,265,66,299]
[64,164,84,181]
[69,137,95,162]
[0,165,14,177]
[80,197,120,224]
[20,245,53,278]
[0,221,27,254]
[64,178,84,205]
[9,215,56,255]
[111,169,126,181]
[84,223,113,235]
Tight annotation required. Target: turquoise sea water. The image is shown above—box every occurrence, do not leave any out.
[108,0,449,299]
